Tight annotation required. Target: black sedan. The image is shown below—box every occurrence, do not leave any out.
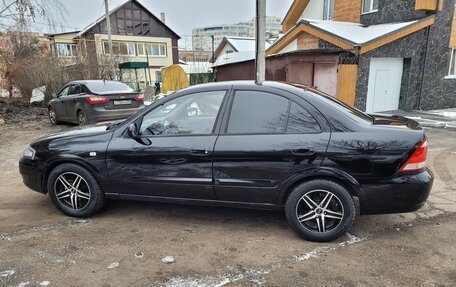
[20,81,433,242]
[48,80,145,126]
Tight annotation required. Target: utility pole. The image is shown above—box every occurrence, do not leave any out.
[255,0,266,84]
[104,0,113,62]
[211,35,215,63]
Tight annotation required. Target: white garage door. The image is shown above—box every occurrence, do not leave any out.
[365,58,404,113]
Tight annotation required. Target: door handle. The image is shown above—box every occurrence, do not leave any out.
[190,148,211,156]
[292,147,315,156]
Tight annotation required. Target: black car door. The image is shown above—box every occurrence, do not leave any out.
[54,86,71,120]
[106,90,228,199]
[213,87,331,204]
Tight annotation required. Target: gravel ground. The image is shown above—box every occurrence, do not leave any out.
[0,104,455,287]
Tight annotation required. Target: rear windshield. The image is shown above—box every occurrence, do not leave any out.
[306,90,373,124]
[85,81,134,93]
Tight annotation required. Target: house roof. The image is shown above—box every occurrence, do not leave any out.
[282,0,310,33]
[77,0,180,39]
[267,15,435,55]
[214,36,272,60]
[212,51,255,67]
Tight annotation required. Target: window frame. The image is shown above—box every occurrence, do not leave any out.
[55,43,77,57]
[322,0,335,20]
[447,48,456,78]
[137,90,229,138]
[361,0,378,15]
[222,89,322,136]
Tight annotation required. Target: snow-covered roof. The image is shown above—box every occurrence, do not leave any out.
[212,51,255,67]
[298,18,418,45]
[225,37,272,52]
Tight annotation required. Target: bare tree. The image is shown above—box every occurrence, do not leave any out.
[0,0,66,32]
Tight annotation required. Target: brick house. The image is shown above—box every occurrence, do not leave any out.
[215,0,456,113]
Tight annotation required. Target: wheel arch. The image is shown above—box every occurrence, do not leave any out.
[278,167,362,205]
[40,156,105,194]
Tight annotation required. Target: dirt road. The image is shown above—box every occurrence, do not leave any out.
[1,107,455,287]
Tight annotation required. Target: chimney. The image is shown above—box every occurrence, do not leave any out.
[160,12,166,23]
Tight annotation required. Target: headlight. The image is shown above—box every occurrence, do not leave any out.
[22,146,36,160]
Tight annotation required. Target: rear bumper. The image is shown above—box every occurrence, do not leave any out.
[19,158,44,194]
[358,167,433,215]
[87,105,144,123]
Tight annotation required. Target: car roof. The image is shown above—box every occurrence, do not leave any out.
[67,80,123,85]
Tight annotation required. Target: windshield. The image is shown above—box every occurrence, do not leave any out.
[86,81,134,94]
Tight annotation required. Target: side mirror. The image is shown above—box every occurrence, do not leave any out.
[127,123,139,138]
[51,92,58,98]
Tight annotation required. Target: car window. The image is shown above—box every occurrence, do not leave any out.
[59,86,71,97]
[85,81,134,93]
[227,91,289,134]
[140,91,226,136]
[287,102,321,133]
[68,85,81,95]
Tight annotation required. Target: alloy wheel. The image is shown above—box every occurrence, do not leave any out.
[49,108,56,124]
[295,190,344,233]
[54,172,91,210]
[78,112,86,126]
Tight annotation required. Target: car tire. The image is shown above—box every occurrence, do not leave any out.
[48,107,60,125]
[77,110,87,126]
[47,163,105,218]
[285,179,355,242]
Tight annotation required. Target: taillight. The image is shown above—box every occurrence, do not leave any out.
[86,95,110,105]
[134,93,144,101]
[399,137,428,172]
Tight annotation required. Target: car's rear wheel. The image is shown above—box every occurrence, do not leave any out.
[77,110,87,126]
[285,179,355,242]
[48,107,59,125]
[47,163,105,217]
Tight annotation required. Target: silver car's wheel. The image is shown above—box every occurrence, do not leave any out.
[295,190,344,233]
[48,107,58,125]
[78,111,86,126]
[54,172,91,210]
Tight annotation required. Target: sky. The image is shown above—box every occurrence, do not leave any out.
[34,0,294,47]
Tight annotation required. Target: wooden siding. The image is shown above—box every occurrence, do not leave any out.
[333,0,361,23]
[337,64,358,106]
[360,16,435,54]
[415,0,438,11]
[450,7,456,47]
[85,0,178,39]
[297,32,319,49]
[282,0,310,33]
[267,23,355,56]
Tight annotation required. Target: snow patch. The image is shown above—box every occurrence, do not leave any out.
[17,282,30,287]
[295,247,335,261]
[107,262,119,269]
[39,281,50,286]
[161,256,175,264]
[0,269,15,277]
[339,233,367,246]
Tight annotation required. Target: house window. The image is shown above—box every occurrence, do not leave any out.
[448,48,456,77]
[362,0,379,14]
[145,43,167,57]
[323,0,334,20]
[56,43,77,57]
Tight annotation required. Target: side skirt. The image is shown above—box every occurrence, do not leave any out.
[105,193,282,210]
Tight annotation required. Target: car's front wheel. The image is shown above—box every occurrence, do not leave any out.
[47,163,105,217]
[285,179,356,242]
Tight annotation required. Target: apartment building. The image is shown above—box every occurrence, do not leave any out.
[192,16,281,51]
